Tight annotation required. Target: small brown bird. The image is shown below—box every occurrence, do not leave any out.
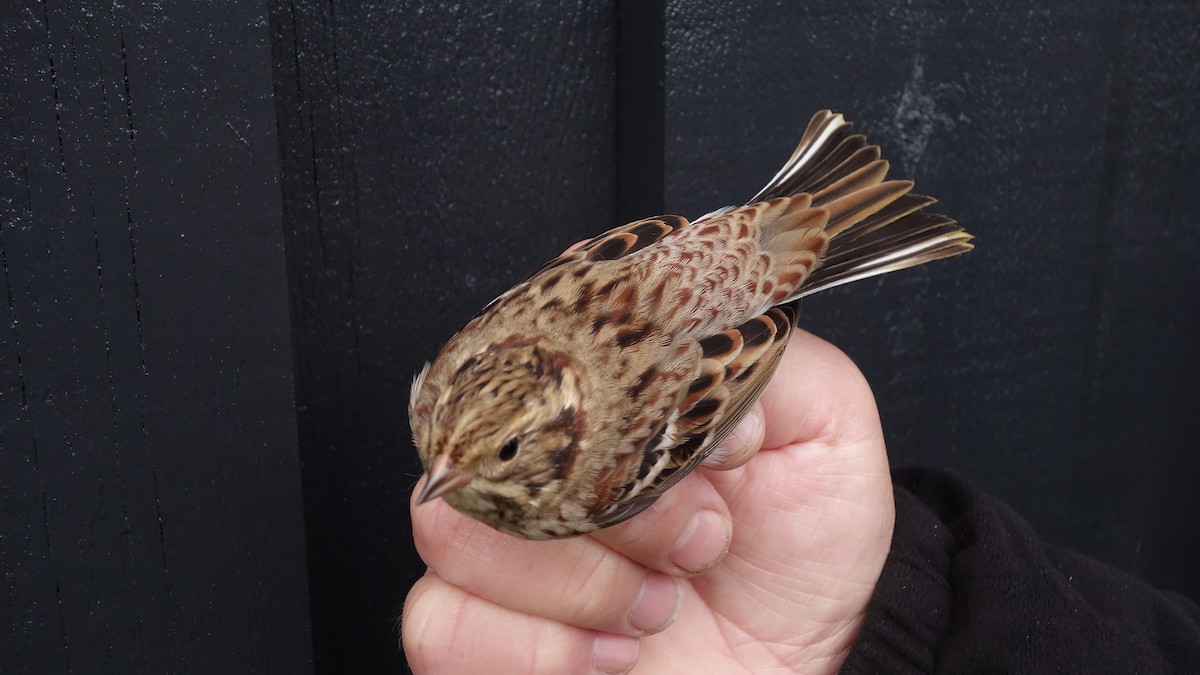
[409,110,972,539]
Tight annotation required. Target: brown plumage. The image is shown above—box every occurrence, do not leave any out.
[409,110,973,539]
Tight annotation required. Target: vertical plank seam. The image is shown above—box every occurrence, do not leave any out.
[116,24,181,672]
[35,2,73,669]
[1071,0,1131,512]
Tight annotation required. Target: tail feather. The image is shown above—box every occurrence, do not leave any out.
[798,139,877,196]
[749,110,972,300]
[810,158,890,207]
[749,110,849,202]
[821,179,913,237]
[798,230,973,297]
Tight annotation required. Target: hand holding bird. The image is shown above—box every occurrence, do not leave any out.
[403,331,896,674]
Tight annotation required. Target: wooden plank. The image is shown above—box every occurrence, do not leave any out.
[268,1,618,670]
[0,1,312,672]
[1065,0,1200,597]
[617,0,666,220]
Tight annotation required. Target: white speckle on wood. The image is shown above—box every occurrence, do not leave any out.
[892,55,955,178]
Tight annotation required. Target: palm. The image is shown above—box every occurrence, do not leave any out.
[404,331,894,674]
[621,334,893,672]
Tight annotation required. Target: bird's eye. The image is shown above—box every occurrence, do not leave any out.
[498,438,519,462]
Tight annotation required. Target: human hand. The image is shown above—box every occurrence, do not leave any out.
[402,329,895,674]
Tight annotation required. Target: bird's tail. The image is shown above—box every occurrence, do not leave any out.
[751,110,973,298]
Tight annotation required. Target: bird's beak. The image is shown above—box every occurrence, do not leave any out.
[417,453,470,504]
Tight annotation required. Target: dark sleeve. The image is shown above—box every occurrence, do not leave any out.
[840,467,1200,674]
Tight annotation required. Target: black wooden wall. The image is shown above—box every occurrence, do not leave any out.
[4,0,1198,672]
[1,1,312,673]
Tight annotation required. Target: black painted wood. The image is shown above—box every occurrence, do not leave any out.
[1,1,312,673]
[664,0,1200,600]
[268,2,617,671]
[617,0,666,221]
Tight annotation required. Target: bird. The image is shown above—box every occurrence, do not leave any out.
[408,110,973,540]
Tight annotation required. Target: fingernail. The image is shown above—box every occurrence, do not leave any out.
[670,509,731,575]
[701,405,763,468]
[627,572,682,634]
[593,633,639,674]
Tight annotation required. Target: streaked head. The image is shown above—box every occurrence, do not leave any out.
[416,343,587,530]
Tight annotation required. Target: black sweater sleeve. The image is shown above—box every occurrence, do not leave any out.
[840,467,1200,674]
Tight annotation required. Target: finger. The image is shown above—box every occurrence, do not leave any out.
[757,329,881,450]
[700,402,765,471]
[699,329,872,470]
[694,329,894,632]
[590,470,733,577]
[412,484,683,637]
[402,572,640,675]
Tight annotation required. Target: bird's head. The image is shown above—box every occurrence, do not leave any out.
[417,342,588,530]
